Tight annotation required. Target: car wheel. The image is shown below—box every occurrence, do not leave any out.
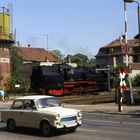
[7,119,16,131]
[41,121,52,136]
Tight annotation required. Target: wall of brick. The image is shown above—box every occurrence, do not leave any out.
[0,49,10,87]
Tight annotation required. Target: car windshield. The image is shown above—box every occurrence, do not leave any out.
[37,97,60,109]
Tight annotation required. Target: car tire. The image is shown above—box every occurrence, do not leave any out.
[7,119,16,131]
[41,121,52,136]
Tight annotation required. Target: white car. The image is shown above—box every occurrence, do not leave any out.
[0,95,82,136]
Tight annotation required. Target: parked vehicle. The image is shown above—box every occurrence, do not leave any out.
[0,95,82,136]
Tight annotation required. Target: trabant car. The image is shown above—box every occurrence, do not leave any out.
[0,95,82,136]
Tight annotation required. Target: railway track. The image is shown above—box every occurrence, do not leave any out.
[59,91,140,105]
[59,93,115,104]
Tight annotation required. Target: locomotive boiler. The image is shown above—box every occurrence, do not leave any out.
[31,64,108,96]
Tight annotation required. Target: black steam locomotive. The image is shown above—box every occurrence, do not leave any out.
[31,64,108,96]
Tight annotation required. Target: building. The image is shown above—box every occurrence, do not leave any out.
[11,46,58,88]
[0,6,15,87]
[15,46,57,64]
[0,6,58,89]
[95,36,140,77]
[0,48,10,87]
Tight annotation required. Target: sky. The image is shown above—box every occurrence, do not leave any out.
[0,0,139,58]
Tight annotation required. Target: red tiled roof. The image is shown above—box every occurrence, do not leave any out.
[15,47,57,62]
[102,38,139,48]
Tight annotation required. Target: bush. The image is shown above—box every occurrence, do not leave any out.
[132,74,140,87]
[7,76,26,94]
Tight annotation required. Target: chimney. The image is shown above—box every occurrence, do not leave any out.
[28,44,32,48]
[119,35,125,44]
[67,55,71,63]
[17,41,23,47]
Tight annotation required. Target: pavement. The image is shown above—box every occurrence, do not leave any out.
[1,96,140,115]
[63,103,140,115]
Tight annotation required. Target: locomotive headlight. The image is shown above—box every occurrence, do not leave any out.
[77,111,82,117]
[55,114,60,120]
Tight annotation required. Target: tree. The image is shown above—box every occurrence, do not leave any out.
[71,53,89,66]
[88,58,96,67]
[51,50,64,63]
[10,46,23,76]
[132,74,140,87]
[51,50,96,67]
[7,75,26,94]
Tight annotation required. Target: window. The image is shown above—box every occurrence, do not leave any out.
[23,100,36,110]
[11,100,23,109]
[37,97,60,108]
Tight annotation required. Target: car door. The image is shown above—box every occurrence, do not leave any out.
[10,99,24,126]
[20,100,38,128]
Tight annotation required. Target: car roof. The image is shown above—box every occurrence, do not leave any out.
[15,95,55,100]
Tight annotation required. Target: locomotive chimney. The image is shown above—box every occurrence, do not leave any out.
[28,44,32,48]
[67,55,71,63]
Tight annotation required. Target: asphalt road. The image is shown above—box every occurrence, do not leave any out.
[0,112,140,140]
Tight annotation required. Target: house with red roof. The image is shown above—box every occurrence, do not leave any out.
[11,46,58,87]
[95,36,140,77]
[0,45,58,88]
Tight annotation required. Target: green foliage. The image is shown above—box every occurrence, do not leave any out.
[71,53,89,66]
[51,50,64,62]
[10,46,23,76]
[66,53,95,67]
[51,51,96,68]
[7,76,26,93]
[132,74,140,87]
[70,53,95,67]
[111,64,128,87]
[0,74,3,81]
[88,58,96,67]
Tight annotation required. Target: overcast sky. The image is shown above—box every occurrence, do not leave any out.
[0,0,138,57]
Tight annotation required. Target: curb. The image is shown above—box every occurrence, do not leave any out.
[84,110,140,116]
[63,104,140,115]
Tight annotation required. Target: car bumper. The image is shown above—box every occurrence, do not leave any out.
[54,120,82,129]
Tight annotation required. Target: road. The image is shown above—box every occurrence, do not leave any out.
[0,110,140,140]
[83,113,140,140]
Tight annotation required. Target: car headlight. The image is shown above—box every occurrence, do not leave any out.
[55,114,60,120]
[77,111,82,117]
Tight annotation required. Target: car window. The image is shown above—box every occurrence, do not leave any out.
[23,100,36,110]
[37,97,60,109]
[11,100,23,109]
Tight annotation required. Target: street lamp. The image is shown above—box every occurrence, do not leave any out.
[124,0,140,46]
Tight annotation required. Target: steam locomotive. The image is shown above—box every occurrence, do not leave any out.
[31,64,108,96]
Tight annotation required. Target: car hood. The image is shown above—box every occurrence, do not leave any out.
[39,106,79,116]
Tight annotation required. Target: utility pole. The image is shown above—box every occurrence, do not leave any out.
[124,2,129,72]
[45,34,49,50]
[118,69,127,112]
[117,1,129,112]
